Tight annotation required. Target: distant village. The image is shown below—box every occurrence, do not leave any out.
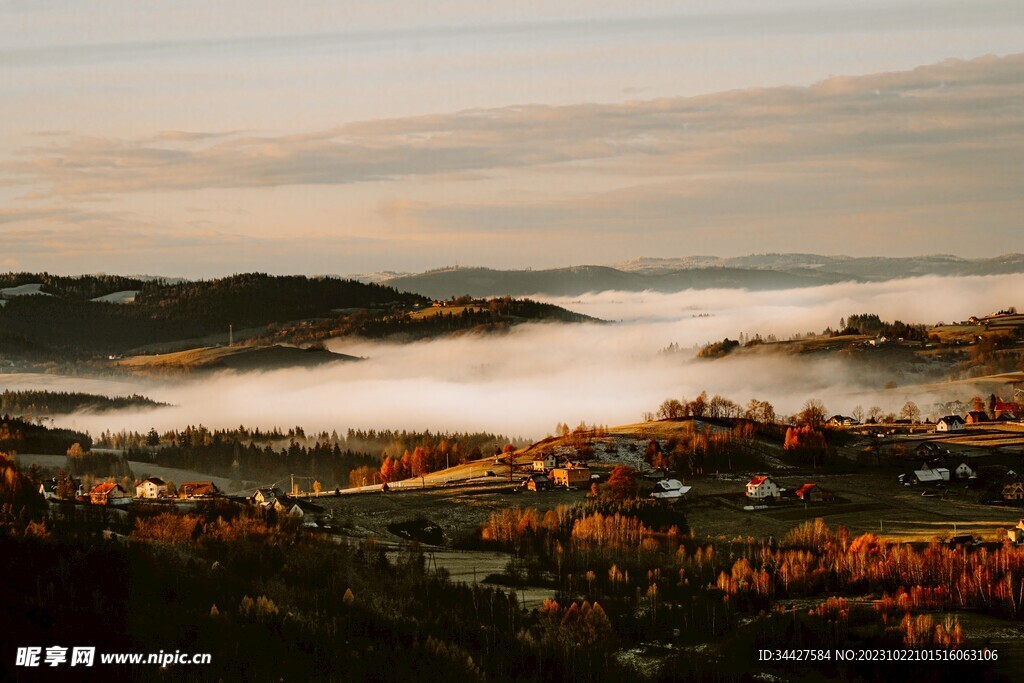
[37,475,332,528]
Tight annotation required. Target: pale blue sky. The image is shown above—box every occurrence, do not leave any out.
[1,1,1022,275]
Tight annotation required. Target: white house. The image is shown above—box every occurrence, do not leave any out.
[746,475,780,501]
[532,454,557,472]
[650,479,692,501]
[954,462,976,480]
[249,487,282,505]
[135,477,169,499]
[935,415,965,432]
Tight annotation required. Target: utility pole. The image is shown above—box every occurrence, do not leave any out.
[229,324,234,346]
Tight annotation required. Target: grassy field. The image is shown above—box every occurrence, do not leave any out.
[407,305,483,320]
[112,344,359,372]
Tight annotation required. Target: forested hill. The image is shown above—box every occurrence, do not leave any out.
[0,273,425,356]
[0,273,593,361]
[0,272,149,299]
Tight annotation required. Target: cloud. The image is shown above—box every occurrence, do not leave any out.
[4,53,1022,199]
[17,273,1023,439]
[3,53,1023,268]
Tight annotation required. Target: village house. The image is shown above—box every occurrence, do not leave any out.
[89,482,130,506]
[521,473,550,492]
[1003,482,1024,502]
[650,479,691,500]
[995,401,1020,419]
[550,462,590,488]
[935,415,965,432]
[532,454,557,472]
[953,461,976,480]
[915,442,945,461]
[826,415,857,428]
[746,475,780,501]
[965,411,990,424]
[1007,520,1024,544]
[178,481,220,499]
[794,483,823,502]
[135,477,170,499]
[914,467,950,484]
[249,487,283,505]
[273,496,326,524]
[38,476,82,500]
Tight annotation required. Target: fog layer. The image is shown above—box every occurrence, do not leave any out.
[8,273,1020,439]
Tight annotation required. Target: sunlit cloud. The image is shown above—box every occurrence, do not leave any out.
[10,273,1018,439]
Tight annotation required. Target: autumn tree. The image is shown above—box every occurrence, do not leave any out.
[899,401,921,423]
[797,399,827,427]
[784,425,829,468]
[657,399,684,420]
[603,465,638,502]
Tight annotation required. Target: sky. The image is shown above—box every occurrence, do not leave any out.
[1,1,1023,276]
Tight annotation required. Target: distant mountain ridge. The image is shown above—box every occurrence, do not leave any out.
[382,254,1024,298]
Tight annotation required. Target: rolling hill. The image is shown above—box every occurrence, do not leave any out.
[383,253,1024,298]
[113,344,361,373]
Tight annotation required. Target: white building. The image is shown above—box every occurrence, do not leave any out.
[135,477,169,499]
[532,454,557,472]
[746,475,780,501]
[954,462,976,480]
[935,415,965,432]
[650,479,692,500]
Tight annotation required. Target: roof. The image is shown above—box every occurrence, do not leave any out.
[966,411,989,421]
[252,487,281,496]
[90,482,124,494]
[138,477,166,486]
[180,481,219,496]
[937,415,965,425]
[277,496,324,513]
[913,468,948,483]
[996,402,1020,412]
[651,479,691,499]
[747,475,770,487]
[795,483,817,497]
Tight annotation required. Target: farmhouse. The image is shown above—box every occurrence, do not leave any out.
[650,479,691,500]
[273,496,326,523]
[953,462,976,480]
[89,482,130,506]
[915,442,944,460]
[38,476,81,500]
[178,481,220,499]
[532,454,556,472]
[1008,520,1024,544]
[1003,482,1024,502]
[912,467,950,484]
[826,415,857,427]
[965,411,990,424]
[746,475,780,501]
[550,463,590,488]
[521,473,550,492]
[135,477,169,499]
[794,483,823,502]
[249,487,282,505]
[995,401,1021,418]
[935,415,965,432]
